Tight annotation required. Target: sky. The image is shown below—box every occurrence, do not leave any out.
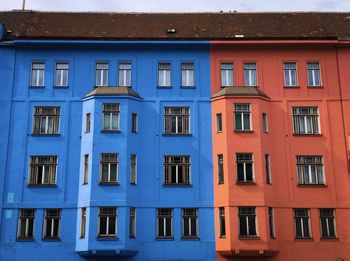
[0,0,349,12]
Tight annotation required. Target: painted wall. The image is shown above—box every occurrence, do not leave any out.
[0,42,216,261]
[210,43,350,261]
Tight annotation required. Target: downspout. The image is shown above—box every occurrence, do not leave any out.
[335,45,350,173]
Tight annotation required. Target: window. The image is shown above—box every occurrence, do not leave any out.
[118,62,131,86]
[216,113,223,132]
[320,209,336,239]
[131,113,138,133]
[102,103,120,131]
[100,153,118,183]
[269,207,275,239]
[219,207,226,237]
[17,209,35,239]
[292,107,320,134]
[158,63,171,87]
[296,156,324,185]
[236,153,254,183]
[32,106,60,135]
[80,208,86,238]
[164,107,190,134]
[31,62,45,87]
[43,209,61,239]
[181,63,195,87]
[130,154,137,184]
[262,113,268,133]
[294,208,311,239]
[265,154,271,184]
[54,62,69,87]
[85,113,91,133]
[221,63,234,87]
[157,208,172,239]
[95,63,108,87]
[284,62,297,86]
[182,208,198,239]
[98,207,117,237]
[307,62,321,86]
[29,156,57,185]
[239,207,257,237]
[244,63,257,86]
[234,104,251,131]
[164,156,190,185]
[129,207,136,238]
[218,154,224,184]
[83,154,89,185]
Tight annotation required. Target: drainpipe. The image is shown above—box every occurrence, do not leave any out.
[335,45,350,173]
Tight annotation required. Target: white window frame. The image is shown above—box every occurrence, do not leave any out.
[283,62,298,87]
[43,209,61,240]
[292,107,320,135]
[30,62,45,87]
[181,63,195,87]
[234,104,252,131]
[118,62,132,87]
[221,63,234,87]
[130,154,137,184]
[95,63,109,87]
[158,63,171,87]
[236,153,254,183]
[54,62,69,87]
[98,207,117,237]
[100,153,119,183]
[307,62,321,87]
[102,103,120,131]
[182,208,198,239]
[17,209,35,239]
[244,63,257,86]
[296,155,325,185]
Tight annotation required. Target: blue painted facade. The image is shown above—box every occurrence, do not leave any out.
[0,41,215,260]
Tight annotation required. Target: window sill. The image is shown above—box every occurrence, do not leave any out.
[234,130,254,133]
[53,85,69,89]
[218,182,224,185]
[31,134,61,137]
[307,85,324,89]
[292,133,322,137]
[155,237,174,241]
[29,86,45,89]
[297,184,327,188]
[27,184,57,188]
[82,182,88,186]
[130,183,137,185]
[239,236,260,240]
[162,133,192,137]
[42,238,61,242]
[85,131,91,134]
[163,184,192,187]
[16,238,35,242]
[180,86,196,89]
[181,237,199,240]
[219,236,226,239]
[131,131,138,134]
[320,237,339,241]
[97,236,118,241]
[100,130,121,134]
[284,85,300,88]
[236,181,256,185]
[295,237,313,241]
[99,182,119,186]
[157,86,173,89]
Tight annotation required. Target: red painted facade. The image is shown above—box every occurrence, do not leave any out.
[211,41,350,260]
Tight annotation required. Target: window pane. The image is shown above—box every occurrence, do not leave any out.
[246,163,253,181]
[239,216,247,235]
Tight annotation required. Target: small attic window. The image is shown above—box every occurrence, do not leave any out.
[167,28,176,33]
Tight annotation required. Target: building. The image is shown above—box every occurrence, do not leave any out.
[0,11,350,261]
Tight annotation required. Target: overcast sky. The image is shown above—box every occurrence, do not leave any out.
[0,0,349,12]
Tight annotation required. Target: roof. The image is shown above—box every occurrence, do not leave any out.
[0,11,349,40]
[212,86,270,99]
[85,86,142,98]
